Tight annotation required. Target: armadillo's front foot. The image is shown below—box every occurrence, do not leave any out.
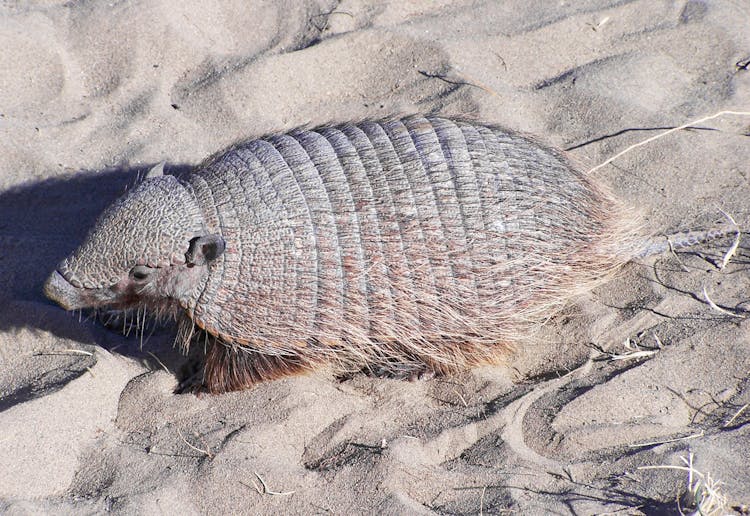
[172,349,210,394]
[174,369,207,395]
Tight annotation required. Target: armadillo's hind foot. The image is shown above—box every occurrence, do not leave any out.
[362,361,440,382]
[200,340,310,394]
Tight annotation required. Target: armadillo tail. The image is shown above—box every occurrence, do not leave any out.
[636,224,741,258]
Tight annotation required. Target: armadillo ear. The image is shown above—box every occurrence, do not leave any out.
[186,234,225,266]
[146,161,165,178]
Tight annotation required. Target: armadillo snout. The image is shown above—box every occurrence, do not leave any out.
[44,270,86,311]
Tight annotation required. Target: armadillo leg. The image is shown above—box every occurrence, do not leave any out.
[202,340,310,394]
[363,362,439,382]
[359,339,501,381]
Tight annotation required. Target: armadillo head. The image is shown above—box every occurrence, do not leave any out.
[44,166,225,315]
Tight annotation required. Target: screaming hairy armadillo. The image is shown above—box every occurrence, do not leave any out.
[45,115,645,393]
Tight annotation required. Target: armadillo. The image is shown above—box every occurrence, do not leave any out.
[45,115,647,393]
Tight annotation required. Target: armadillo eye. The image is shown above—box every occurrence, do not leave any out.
[130,265,153,281]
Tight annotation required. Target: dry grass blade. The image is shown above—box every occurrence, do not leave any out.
[176,428,214,459]
[589,110,750,173]
[596,338,660,362]
[667,237,690,272]
[638,452,729,516]
[34,348,94,357]
[146,351,170,374]
[252,471,295,496]
[721,231,742,270]
[628,430,704,448]
[723,403,748,428]
[702,286,746,318]
[717,209,741,270]
[608,349,659,361]
[239,479,263,494]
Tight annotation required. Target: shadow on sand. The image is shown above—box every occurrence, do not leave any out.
[0,164,197,408]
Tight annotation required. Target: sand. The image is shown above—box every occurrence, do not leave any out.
[1,0,749,513]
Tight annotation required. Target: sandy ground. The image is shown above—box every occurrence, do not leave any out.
[1,1,749,514]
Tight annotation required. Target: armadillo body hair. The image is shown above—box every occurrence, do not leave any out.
[45,115,642,393]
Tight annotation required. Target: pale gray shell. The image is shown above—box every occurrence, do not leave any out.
[183,115,636,364]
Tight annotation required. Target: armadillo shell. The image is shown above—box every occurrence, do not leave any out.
[184,116,637,370]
